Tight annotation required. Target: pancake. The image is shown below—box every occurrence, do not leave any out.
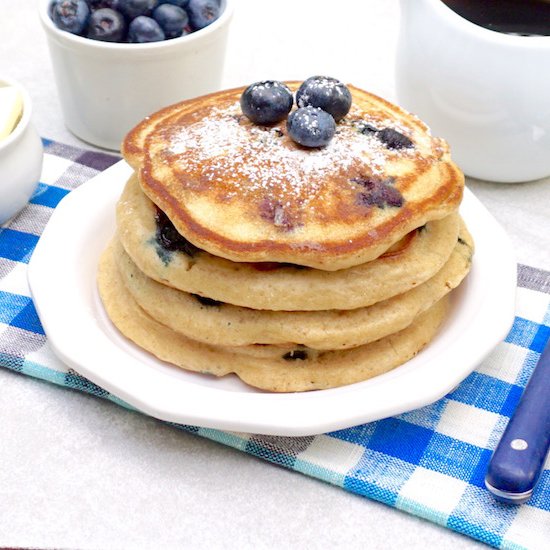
[122,83,464,270]
[114,220,473,349]
[116,175,461,311]
[98,242,450,392]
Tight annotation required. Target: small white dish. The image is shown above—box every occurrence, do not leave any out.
[0,77,43,225]
[28,160,517,436]
[39,0,233,151]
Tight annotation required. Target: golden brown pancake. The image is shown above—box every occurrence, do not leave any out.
[96,81,472,393]
[116,174,461,311]
[122,83,464,270]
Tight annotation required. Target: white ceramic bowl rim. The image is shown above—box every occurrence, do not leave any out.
[39,0,233,51]
[429,0,550,48]
[0,76,32,151]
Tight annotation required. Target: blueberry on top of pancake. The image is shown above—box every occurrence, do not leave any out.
[296,76,352,122]
[122,83,463,271]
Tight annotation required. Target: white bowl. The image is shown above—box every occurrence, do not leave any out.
[39,0,233,151]
[0,77,43,225]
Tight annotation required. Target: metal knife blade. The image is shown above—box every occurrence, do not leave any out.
[485,336,550,504]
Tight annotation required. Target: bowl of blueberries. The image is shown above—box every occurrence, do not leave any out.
[40,0,233,150]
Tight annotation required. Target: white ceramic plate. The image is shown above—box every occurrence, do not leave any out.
[28,160,517,436]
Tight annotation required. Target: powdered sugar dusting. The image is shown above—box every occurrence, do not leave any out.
[165,102,419,205]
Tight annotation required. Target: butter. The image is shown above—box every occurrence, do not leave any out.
[0,86,23,141]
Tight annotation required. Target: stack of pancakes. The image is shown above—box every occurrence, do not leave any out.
[98,83,474,392]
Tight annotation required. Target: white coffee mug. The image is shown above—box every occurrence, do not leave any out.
[396,0,550,182]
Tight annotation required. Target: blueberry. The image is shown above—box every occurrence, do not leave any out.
[356,121,378,135]
[118,0,158,19]
[50,0,90,35]
[128,15,165,41]
[282,350,308,361]
[352,176,404,208]
[49,0,59,17]
[259,198,294,230]
[286,106,336,148]
[153,4,189,38]
[155,208,200,256]
[377,128,413,150]
[192,294,223,307]
[87,8,127,41]
[158,0,190,7]
[240,81,293,125]
[296,76,352,122]
[88,0,121,8]
[187,0,220,30]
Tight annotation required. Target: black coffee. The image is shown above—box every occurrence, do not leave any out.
[441,0,550,36]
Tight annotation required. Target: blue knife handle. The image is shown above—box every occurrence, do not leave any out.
[485,339,550,504]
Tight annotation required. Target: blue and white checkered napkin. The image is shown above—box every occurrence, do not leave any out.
[1,140,549,549]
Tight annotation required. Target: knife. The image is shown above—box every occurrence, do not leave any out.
[485,337,550,504]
